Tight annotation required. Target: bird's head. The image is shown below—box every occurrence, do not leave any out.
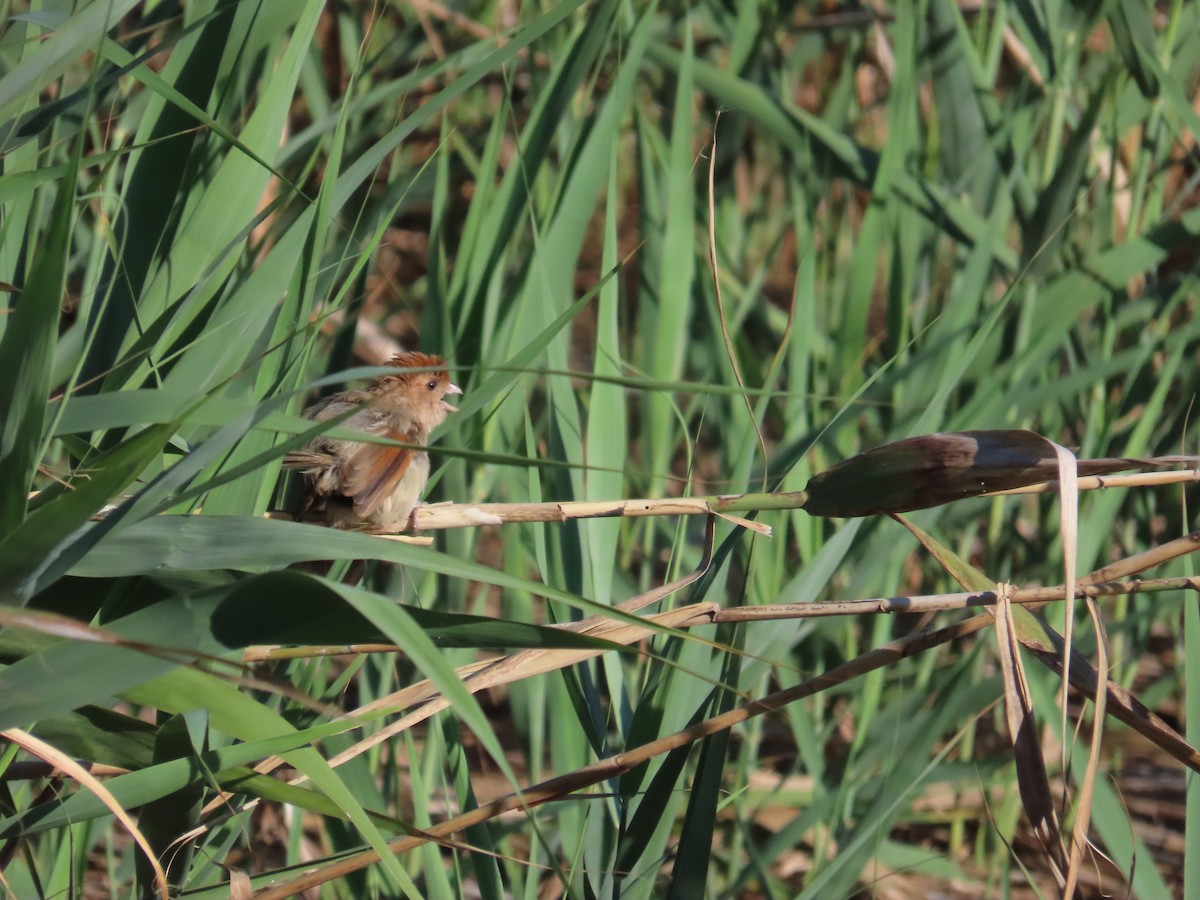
[371,351,462,430]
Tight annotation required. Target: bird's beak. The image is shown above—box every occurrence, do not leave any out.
[443,382,462,412]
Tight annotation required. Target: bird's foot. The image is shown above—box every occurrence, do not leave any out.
[406,500,427,532]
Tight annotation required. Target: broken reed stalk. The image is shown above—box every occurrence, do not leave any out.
[410,491,804,533]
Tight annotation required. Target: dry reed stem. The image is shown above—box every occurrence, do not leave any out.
[408,493,790,533]
[251,614,990,899]
[46,465,1200,533]
[399,467,1198,531]
[238,537,1200,898]
[226,532,1200,811]
[240,574,1200,663]
[252,585,1200,898]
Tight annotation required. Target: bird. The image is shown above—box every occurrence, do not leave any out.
[283,351,461,532]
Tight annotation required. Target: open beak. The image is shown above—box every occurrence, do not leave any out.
[443,382,462,412]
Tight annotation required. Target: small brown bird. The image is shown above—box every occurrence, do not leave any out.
[284,351,461,532]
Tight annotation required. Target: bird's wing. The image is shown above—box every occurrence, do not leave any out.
[340,425,421,518]
[283,395,372,471]
[281,448,337,470]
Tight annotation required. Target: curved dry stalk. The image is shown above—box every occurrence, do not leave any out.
[994,584,1067,889]
[2,729,170,900]
[706,113,770,492]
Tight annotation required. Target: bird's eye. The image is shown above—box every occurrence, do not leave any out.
[426,380,438,391]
